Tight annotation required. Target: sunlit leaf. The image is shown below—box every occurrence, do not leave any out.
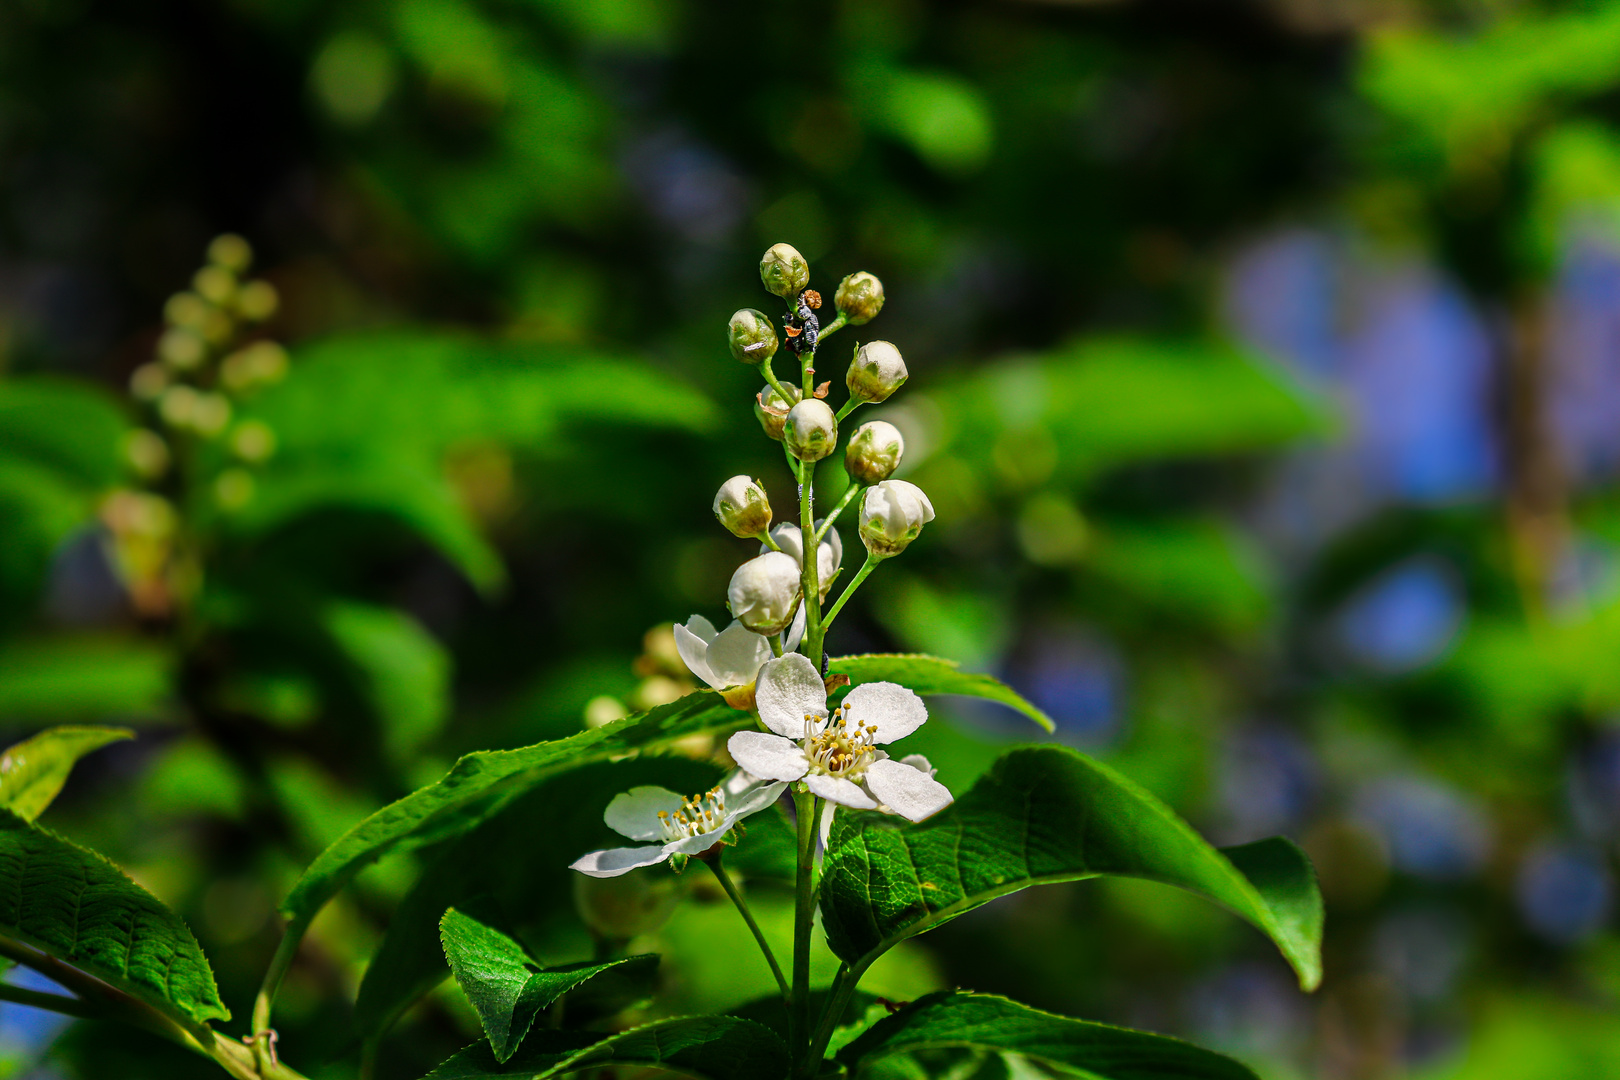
[838,992,1256,1079]
[440,908,656,1063]
[325,601,451,763]
[0,810,228,1031]
[829,653,1054,732]
[820,746,1322,990]
[0,726,133,821]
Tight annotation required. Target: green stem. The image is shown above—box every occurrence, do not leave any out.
[815,483,864,546]
[805,961,864,1071]
[770,633,784,658]
[252,917,304,1038]
[760,530,783,553]
[817,312,848,342]
[822,552,881,633]
[789,788,824,1076]
[760,363,795,411]
[799,458,824,668]
[0,982,101,1020]
[834,398,863,422]
[703,857,790,1002]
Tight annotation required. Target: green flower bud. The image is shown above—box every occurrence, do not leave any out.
[859,479,935,558]
[158,327,207,371]
[208,234,253,273]
[193,265,237,307]
[845,420,904,485]
[728,308,778,365]
[759,243,809,299]
[573,871,681,940]
[229,419,277,463]
[835,271,885,325]
[123,430,171,480]
[190,393,232,438]
[754,382,801,442]
[728,551,802,635]
[847,340,908,404]
[783,398,837,462]
[713,475,772,538]
[130,363,169,402]
[236,280,279,322]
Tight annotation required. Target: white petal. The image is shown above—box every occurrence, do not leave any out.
[844,681,927,744]
[806,773,879,809]
[765,523,805,565]
[726,779,788,819]
[899,754,936,776]
[865,758,953,822]
[603,786,685,841]
[685,614,720,644]
[673,622,719,689]
[570,844,670,878]
[783,603,807,653]
[824,523,843,575]
[819,802,837,850]
[888,480,935,523]
[667,832,727,856]
[728,730,810,782]
[706,621,772,687]
[755,653,828,738]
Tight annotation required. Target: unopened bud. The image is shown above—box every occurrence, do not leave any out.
[159,328,207,371]
[574,871,681,939]
[783,398,837,462]
[845,420,904,485]
[835,272,885,325]
[237,280,279,322]
[208,234,253,273]
[759,243,809,299]
[159,385,199,429]
[859,479,935,558]
[164,292,211,331]
[755,382,801,441]
[221,341,289,393]
[713,475,772,538]
[728,550,802,635]
[229,419,277,463]
[190,393,232,438]
[765,521,842,602]
[193,265,237,307]
[130,363,169,401]
[847,341,907,404]
[729,309,778,365]
[123,430,171,480]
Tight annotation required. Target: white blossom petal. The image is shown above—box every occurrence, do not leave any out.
[844,681,927,744]
[603,786,685,841]
[727,778,788,818]
[706,621,772,688]
[728,730,810,782]
[899,754,935,776]
[784,603,807,653]
[819,802,837,850]
[673,620,719,689]
[666,832,726,856]
[865,758,953,822]
[806,773,879,810]
[569,844,670,878]
[755,654,829,738]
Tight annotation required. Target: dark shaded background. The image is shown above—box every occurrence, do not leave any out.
[4,0,1620,1077]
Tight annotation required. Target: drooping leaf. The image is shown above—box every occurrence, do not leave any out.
[0,810,228,1031]
[0,726,133,821]
[325,601,451,763]
[422,1016,788,1080]
[819,746,1322,990]
[829,654,1054,732]
[439,908,655,1063]
[355,757,717,1042]
[838,992,1257,1080]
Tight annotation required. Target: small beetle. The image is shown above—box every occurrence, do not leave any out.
[783,289,821,357]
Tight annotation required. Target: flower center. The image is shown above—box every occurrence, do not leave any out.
[802,705,878,780]
[656,786,727,842]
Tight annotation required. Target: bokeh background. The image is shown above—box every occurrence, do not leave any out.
[4,0,1620,1077]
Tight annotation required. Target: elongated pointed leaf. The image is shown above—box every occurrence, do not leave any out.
[422,1016,788,1080]
[440,908,656,1063]
[838,992,1257,1080]
[283,693,745,951]
[0,726,133,821]
[829,654,1054,732]
[0,810,228,1031]
[820,746,1322,990]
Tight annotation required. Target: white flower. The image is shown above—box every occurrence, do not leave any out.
[784,399,837,462]
[713,475,772,538]
[846,341,907,403]
[819,754,939,848]
[762,520,842,601]
[727,654,953,820]
[570,770,787,878]
[858,479,935,558]
[728,551,802,635]
[673,615,772,695]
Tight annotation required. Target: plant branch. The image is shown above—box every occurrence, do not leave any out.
[702,856,789,1002]
[789,788,824,1076]
[822,552,881,633]
[0,981,101,1020]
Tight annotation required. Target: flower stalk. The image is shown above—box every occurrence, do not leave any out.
[700,853,789,1002]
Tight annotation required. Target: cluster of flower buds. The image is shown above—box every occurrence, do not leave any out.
[682,244,935,704]
[103,235,289,617]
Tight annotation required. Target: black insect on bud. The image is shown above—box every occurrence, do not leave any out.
[783,289,821,358]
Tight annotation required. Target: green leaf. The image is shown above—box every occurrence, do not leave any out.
[0,378,129,490]
[355,757,717,1042]
[829,654,1054,733]
[440,908,656,1063]
[284,693,745,970]
[0,726,133,821]
[325,602,451,763]
[819,746,1322,991]
[422,1016,788,1080]
[838,992,1257,1080]
[0,638,172,724]
[0,810,228,1032]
